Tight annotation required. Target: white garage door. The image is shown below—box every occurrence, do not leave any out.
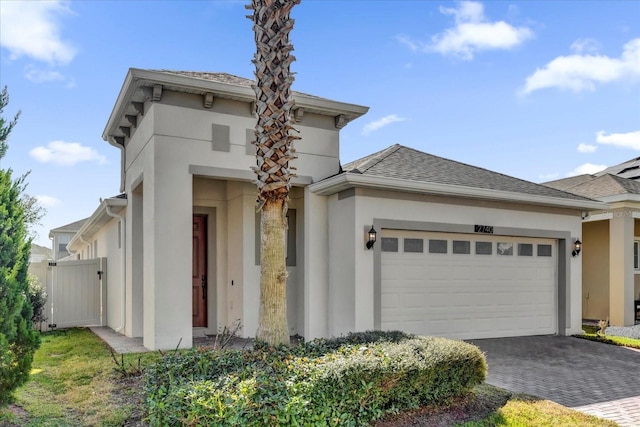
[381,230,557,339]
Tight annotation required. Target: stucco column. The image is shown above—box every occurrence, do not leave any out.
[609,209,634,326]
[303,188,329,339]
[143,139,193,350]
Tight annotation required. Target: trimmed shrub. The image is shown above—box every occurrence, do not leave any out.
[144,331,486,426]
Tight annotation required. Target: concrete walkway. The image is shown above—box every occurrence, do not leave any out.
[89,326,149,354]
[468,336,640,427]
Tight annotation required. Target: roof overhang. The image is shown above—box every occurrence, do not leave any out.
[67,198,127,252]
[597,193,640,203]
[309,173,608,211]
[103,68,369,145]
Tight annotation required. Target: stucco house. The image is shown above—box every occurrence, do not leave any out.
[49,218,88,260]
[66,68,604,350]
[545,162,640,326]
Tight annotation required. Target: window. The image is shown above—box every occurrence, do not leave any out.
[404,238,423,253]
[381,237,399,252]
[518,243,533,256]
[497,242,513,256]
[537,244,552,257]
[475,241,492,255]
[429,239,447,254]
[635,241,639,270]
[452,240,470,254]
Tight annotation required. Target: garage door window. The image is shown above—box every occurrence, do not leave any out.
[518,243,533,256]
[404,238,424,253]
[537,244,552,257]
[381,237,399,252]
[452,240,470,254]
[429,239,447,254]
[497,242,513,256]
[475,241,492,255]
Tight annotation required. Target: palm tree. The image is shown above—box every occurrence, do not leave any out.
[247,0,300,346]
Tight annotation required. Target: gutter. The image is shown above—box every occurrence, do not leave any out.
[309,173,608,211]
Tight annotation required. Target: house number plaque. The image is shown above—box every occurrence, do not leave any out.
[474,225,494,234]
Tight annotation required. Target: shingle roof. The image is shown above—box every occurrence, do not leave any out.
[156,70,323,100]
[543,174,595,192]
[545,173,640,199]
[343,144,594,202]
[50,218,89,233]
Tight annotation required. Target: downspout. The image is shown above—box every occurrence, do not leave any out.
[106,205,126,333]
[79,235,91,258]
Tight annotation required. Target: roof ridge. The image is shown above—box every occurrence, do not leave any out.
[350,144,402,173]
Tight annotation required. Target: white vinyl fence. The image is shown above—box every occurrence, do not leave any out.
[29,258,106,332]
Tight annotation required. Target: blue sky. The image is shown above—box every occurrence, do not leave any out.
[1,0,639,247]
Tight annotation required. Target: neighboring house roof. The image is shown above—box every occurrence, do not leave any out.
[67,197,127,253]
[48,218,89,239]
[343,144,595,202]
[544,173,640,202]
[311,144,604,210]
[595,156,640,180]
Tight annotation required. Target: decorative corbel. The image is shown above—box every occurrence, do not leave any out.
[335,114,348,129]
[113,136,125,146]
[250,101,256,115]
[125,115,137,128]
[142,84,163,102]
[294,108,304,122]
[119,126,131,138]
[203,92,214,108]
[132,102,144,116]
[152,84,162,101]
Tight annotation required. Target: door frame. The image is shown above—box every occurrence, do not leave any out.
[192,207,217,334]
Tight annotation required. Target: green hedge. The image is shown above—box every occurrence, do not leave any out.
[144,331,486,426]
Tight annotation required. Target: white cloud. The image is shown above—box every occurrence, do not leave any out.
[29,140,107,166]
[397,1,533,60]
[577,143,597,153]
[570,38,600,54]
[0,0,76,65]
[362,114,407,135]
[25,66,64,83]
[35,195,61,208]
[566,163,608,177]
[596,129,640,150]
[521,38,640,95]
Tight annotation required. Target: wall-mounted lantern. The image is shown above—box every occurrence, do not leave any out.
[572,238,582,257]
[366,226,377,250]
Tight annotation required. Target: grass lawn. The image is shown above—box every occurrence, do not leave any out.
[576,325,640,350]
[0,328,620,427]
[0,328,160,427]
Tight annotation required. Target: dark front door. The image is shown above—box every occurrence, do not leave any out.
[192,215,207,327]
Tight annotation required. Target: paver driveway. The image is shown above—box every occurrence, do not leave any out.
[468,336,640,427]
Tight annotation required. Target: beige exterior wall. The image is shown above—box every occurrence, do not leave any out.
[115,92,341,349]
[635,219,640,302]
[582,220,610,320]
[93,216,123,330]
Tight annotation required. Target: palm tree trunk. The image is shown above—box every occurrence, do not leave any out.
[248,0,300,346]
[257,198,288,344]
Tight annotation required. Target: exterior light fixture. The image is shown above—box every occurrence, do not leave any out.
[366,226,377,250]
[572,238,582,257]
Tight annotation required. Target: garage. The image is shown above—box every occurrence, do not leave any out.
[381,230,557,339]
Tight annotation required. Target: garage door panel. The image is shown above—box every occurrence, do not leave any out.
[381,231,557,339]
